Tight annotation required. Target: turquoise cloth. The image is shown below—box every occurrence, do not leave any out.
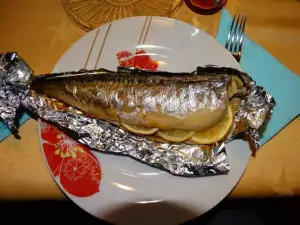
[0,113,30,142]
[217,9,300,146]
[1,10,300,145]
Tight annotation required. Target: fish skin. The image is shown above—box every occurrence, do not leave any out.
[31,67,240,131]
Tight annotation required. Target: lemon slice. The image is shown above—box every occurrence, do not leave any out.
[145,135,166,143]
[121,123,159,135]
[232,76,244,88]
[228,78,238,99]
[157,130,196,143]
[190,106,233,144]
[228,76,244,98]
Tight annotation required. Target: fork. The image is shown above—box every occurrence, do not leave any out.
[225,14,247,62]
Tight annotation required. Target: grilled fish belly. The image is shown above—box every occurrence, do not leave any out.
[31,69,234,131]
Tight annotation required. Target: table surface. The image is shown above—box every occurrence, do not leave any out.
[0,0,299,200]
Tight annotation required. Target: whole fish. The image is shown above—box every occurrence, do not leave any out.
[31,67,248,133]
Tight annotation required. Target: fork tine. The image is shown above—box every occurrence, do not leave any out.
[225,14,236,49]
[233,14,243,57]
[229,14,240,53]
[237,14,247,60]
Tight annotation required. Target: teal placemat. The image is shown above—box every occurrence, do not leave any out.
[0,113,30,142]
[217,9,300,146]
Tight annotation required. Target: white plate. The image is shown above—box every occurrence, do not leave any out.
[38,16,251,225]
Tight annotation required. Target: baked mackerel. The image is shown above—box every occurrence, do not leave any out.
[31,67,247,135]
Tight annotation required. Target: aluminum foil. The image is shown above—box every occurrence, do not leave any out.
[235,86,276,149]
[0,52,275,177]
[0,52,34,133]
[24,91,229,176]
